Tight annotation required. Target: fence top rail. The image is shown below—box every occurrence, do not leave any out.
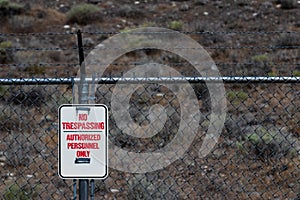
[0,76,299,85]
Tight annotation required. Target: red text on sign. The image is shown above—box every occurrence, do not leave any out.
[62,122,104,130]
[67,142,99,149]
[76,150,90,158]
[79,113,88,121]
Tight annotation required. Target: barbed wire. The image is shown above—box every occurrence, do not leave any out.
[0,30,299,37]
[0,62,298,68]
[0,32,76,37]
[0,63,78,67]
[1,45,299,52]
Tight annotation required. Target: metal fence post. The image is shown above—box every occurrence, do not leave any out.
[77,29,89,200]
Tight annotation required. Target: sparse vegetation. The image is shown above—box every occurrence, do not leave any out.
[127,174,178,199]
[25,65,46,75]
[8,15,35,32]
[275,34,300,47]
[236,125,299,160]
[4,183,40,200]
[252,54,268,63]
[66,3,102,25]
[8,87,46,106]
[0,0,299,199]
[0,85,6,97]
[169,20,183,31]
[0,40,12,63]
[227,91,248,105]
[5,132,33,166]
[251,54,273,74]
[0,105,20,131]
[115,4,144,18]
[0,0,24,16]
[292,70,300,76]
[267,71,278,77]
[277,0,298,9]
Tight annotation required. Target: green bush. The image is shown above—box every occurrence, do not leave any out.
[127,174,178,199]
[0,106,19,132]
[227,90,248,106]
[115,4,144,18]
[4,183,40,200]
[0,41,12,63]
[292,70,300,76]
[278,0,298,9]
[267,71,278,77]
[276,34,300,47]
[0,0,24,16]
[236,125,299,161]
[25,65,46,75]
[66,3,102,25]
[0,41,11,48]
[8,15,35,32]
[169,20,183,31]
[251,54,268,62]
[250,54,272,74]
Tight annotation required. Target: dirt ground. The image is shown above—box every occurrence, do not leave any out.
[0,0,299,199]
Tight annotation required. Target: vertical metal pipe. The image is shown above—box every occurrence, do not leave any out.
[77,30,85,67]
[73,179,77,200]
[77,29,89,200]
[90,179,95,200]
[77,29,86,105]
[79,180,89,200]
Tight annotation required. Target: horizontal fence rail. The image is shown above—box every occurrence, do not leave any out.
[0,76,300,85]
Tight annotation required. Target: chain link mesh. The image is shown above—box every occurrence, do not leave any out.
[0,80,298,199]
[0,30,299,199]
[0,84,73,199]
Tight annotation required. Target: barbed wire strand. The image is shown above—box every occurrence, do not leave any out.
[1,30,299,37]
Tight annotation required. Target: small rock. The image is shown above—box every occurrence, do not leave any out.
[212,149,225,158]
[180,4,190,11]
[63,25,70,29]
[83,38,95,47]
[110,188,119,193]
[261,1,273,9]
[0,156,6,162]
[259,1,274,14]
[88,0,103,4]
[201,165,208,169]
[195,0,208,5]
[249,192,261,199]
[288,183,295,188]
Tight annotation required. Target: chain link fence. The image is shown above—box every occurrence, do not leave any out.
[0,30,299,199]
[0,77,299,199]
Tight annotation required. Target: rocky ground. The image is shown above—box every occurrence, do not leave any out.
[0,0,299,199]
[0,0,299,77]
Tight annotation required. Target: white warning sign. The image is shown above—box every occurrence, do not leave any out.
[58,104,108,179]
